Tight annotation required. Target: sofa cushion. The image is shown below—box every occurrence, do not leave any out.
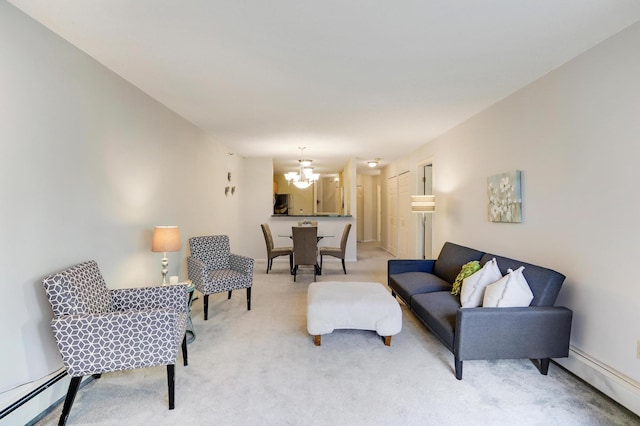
[451,260,481,296]
[411,291,461,351]
[460,258,502,308]
[389,272,450,305]
[433,242,485,284]
[483,267,534,307]
[480,254,565,306]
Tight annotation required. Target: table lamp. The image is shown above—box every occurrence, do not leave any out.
[152,225,181,285]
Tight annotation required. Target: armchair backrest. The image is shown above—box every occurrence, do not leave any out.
[261,223,274,252]
[189,235,231,269]
[292,226,318,266]
[42,260,113,317]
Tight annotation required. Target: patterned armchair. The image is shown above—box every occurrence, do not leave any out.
[42,260,188,426]
[187,235,254,320]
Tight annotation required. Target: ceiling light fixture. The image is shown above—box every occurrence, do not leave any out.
[367,159,380,168]
[284,147,320,189]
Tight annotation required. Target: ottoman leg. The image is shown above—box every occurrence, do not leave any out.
[314,335,321,346]
[383,336,392,346]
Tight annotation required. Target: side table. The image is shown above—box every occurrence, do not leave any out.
[183,281,196,344]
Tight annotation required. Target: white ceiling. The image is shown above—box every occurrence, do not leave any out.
[9,0,640,175]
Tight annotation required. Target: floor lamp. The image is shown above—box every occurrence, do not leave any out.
[152,225,181,285]
[411,195,435,259]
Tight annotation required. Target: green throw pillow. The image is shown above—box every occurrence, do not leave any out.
[451,260,481,296]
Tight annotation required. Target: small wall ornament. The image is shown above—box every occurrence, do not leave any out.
[487,170,522,223]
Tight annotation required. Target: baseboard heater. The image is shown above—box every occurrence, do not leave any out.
[0,371,67,420]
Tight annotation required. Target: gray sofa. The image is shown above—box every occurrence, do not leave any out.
[388,242,572,380]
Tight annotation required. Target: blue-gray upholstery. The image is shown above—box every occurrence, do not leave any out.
[187,235,254,320]
[42,260,188,425]
[388,242,572,380]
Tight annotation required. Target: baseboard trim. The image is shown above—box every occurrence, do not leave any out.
[555,346,640,416]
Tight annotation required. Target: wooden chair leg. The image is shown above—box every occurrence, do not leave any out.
[167,365,175,409]
[246,287,251,310]
[58,376,82,426]
[266,259,271,274]
[182,335,188,366]
[383,336,392,346]
[204,294,209,320]
[342,259,347,274]
[289,254,293,274]
[314,335,321,346]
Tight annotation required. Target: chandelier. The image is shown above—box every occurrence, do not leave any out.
[284,147,320,189]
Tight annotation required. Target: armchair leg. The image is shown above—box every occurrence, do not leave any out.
[455,357,463,380]
[540,358,550,375]
[289,254,293,274]
[246,287,251,310]
[167,365,175,410]
[341,259,347,274]
[293,265,297,282]
[228,291,232,300]
[320,254,323,270]
[182,335,188,366]
[266,259,271,274]
[204,294,209,320]
[58,376,82,426]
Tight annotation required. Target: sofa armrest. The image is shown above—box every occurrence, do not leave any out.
[454,306,573,361]
[388,259,435,276]
[230,253,255,275]
[111,284,187,313]
[51,310,180,376]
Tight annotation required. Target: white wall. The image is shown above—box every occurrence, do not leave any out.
[0,4,242,423]
[385,22,640,413]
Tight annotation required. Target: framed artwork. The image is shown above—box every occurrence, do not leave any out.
[487,170,522,223]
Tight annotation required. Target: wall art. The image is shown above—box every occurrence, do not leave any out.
[487,170,522,223]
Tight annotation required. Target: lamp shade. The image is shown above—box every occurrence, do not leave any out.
[411,195,435,213]
[152,226,181,252]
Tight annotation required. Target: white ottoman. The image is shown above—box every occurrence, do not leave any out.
[307,281,402,346]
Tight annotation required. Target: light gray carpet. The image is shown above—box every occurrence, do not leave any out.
[36,243,638,425]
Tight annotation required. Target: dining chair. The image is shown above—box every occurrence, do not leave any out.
[42,260,188,425]
[319,223,352,274]
[261,223,293,274]
[292,226,319,282]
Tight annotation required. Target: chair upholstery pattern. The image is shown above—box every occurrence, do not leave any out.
[187,235,254,319]
[42,260,189,424]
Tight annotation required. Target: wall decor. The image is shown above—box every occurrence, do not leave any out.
[487,170,522,223]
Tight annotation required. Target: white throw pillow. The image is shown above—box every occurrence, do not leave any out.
[482,266,534,308]
[460,258,502,308]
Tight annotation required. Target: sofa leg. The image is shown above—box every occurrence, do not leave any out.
[228,290,232,299]
[182,335,188,366]
[167,364,175,410]
[204,294,209,320]
[58,376,82,426]
[455,357,463,380]
[246,287,251,310]
[314,335,321,346]
[540,358,550,375]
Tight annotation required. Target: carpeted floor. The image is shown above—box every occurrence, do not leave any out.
[36,242,639,425]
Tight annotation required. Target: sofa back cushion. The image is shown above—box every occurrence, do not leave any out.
[433,242,485,284]
[480,254,565,307]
